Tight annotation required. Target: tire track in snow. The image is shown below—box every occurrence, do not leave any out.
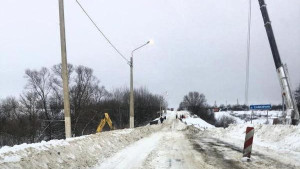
[92,132,164,169]
[189,130,297,169]
[141,130,215,169]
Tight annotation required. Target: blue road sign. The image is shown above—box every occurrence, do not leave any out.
[249,104,272,110]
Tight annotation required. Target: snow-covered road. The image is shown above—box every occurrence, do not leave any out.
[189,131,296,169]
[1,110,299,168]
[94,120,211,169]
[93,132,164,169]
[142,128,213,169]
[91,111,298,169]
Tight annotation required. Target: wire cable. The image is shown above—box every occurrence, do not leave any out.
[75,0,130,65]
[245,0,252,106]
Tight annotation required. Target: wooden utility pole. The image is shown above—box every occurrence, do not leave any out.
[129,57,134,128]
[58,0,71,138]
[129,41,150,128]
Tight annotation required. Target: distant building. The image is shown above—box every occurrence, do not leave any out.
[213,108,219,112]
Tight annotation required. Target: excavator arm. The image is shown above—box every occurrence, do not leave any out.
[96,113,114,133]
[96,118,106,133]
[105,113,113,129]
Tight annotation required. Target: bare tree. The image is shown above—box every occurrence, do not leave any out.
[178,91,215,124]
[0,97,24,146]
[19,91,40,142]
[295,84,300,110]
[0,97,19,120]
[24,67,53,140]
[179,91,207,113]
[0,63,166,147]
[133,87,162,126]
[51,64,74,103]
[92,85,109,103]
[70,65,106,136]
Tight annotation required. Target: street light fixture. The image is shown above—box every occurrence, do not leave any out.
[129,40,153,128]
[75,0,154,128]
[148,39,154,45]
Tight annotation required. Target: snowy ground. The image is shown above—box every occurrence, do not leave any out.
[214,110,283,125]
[0,110,299,168]
[205,124,300,168]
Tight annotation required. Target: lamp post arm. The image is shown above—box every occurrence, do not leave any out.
[131,41,150,59]
[129,40,151,128]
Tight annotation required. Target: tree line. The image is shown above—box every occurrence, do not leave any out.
[295,84,300,112]
[178,85,300,126]
[0,64,166,147]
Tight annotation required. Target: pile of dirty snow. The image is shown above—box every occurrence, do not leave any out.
[208,124,300,152]
[205,124,300,167]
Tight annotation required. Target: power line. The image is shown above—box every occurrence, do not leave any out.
[245,0,252,106]
[75,0,130,65]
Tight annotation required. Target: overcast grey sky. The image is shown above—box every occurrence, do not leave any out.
[0,0,300,108]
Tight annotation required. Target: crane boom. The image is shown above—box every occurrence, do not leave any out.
[258,0,299,125]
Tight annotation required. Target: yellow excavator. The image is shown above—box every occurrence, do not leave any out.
[96,113,114,133]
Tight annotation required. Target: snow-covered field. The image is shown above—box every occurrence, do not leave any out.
[176,110,283,129]
[0,110,299,168]
[214,110,283,125]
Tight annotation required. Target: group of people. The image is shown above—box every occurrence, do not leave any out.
[160,116,166,123]
[176,114,185,121]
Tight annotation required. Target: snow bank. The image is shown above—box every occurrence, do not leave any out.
[183,117,215,129]
[0,125,162,169]
[209,124,300,151]
[206,124,300,166]
[175,121,187,131]
[175,110,215,129]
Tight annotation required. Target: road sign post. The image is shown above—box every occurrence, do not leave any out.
[250,104,272,110]
[251,111,253,124]
[249,104,271,124]
[267,110,269,124]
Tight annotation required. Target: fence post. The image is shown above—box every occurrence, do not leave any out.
[267,110,269,123]
[251,111,253,124]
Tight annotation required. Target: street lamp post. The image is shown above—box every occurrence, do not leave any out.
[164,91,168,114]
[159,91,168,117]
[129,40,153,128]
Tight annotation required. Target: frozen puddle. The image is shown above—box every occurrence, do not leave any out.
[93,132,164,169]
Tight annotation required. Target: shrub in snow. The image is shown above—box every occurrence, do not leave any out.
[215,116,236,128]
